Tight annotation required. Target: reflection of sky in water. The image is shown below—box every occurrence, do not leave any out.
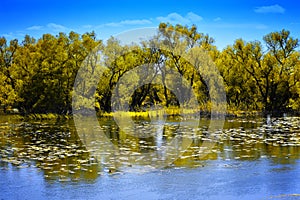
[154,120,164,148]
[1,116,300,199]
[1,159,300,199]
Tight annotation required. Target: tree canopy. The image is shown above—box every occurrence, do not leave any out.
[0,23,299,116]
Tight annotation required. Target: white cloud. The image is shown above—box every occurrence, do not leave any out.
[47,23,68,31]
[255,24,268,29]
[101,19,152,27]
[119,19,152,25]
[186,12,203,22]
[156,12,203,25]
[209,23,268,30]
[290,22,300,25]
[1,32,25,39]
[214,17,222,22]
[157,13,189,24]
[27,25,43,31]
[2,33,14,39]
[254,4,285,14]
[82,25,93,29]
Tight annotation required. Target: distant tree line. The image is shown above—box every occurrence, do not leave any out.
[0,23,299,115]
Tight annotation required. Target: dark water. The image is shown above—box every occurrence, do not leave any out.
[1,115,300,199]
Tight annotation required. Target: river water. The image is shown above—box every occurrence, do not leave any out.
[0,115,300,199]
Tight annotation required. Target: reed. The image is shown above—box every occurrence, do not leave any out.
[25,113,70,120]
[99,106,201,118]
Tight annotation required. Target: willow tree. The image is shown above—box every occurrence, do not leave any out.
[224,29,299,114]
[0,37,19,111]
[156,23,216,108]
[263,29,299,112]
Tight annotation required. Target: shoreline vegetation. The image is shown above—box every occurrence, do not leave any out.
[2,108,299,121]
[1,23,300,117]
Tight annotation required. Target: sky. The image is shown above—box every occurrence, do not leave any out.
[1,0,300,50]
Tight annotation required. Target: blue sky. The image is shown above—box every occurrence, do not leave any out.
[1,0,299,50]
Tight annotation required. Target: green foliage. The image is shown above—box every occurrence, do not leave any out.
[218,29,300,114]
[0,24,299,116]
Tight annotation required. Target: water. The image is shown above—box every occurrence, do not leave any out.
[1,115,300,199]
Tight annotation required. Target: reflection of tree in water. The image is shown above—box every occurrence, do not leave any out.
[1,116,300,181]
[0,118,100,182]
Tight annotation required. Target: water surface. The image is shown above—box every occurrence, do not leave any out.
[1,115,300,199]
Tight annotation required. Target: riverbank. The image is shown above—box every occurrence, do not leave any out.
[1,107,299,121]
[0,111,278,121]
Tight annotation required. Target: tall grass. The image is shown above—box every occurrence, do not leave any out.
[100,106,201,118]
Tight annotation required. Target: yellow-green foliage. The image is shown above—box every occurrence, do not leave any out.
[0,24,299,115]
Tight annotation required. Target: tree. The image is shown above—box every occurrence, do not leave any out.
[157,23,216,108]
[263,29,299,112]
[1,25,300,115]
[0,37,19,111]
[223,29,299,114]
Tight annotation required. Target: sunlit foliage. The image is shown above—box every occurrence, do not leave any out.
[0,24,299,115]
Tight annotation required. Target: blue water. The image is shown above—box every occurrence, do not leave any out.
[1,158,300,200]
[1,116,300,199]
